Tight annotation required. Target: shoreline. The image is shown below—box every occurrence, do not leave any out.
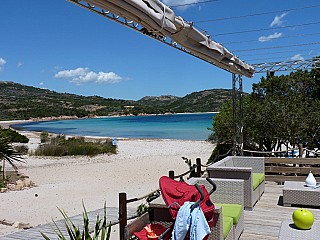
[4,112,215,141]
[1,111,217,129]
[0,121,215,237]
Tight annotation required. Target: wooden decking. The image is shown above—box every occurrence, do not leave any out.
[1,182,319,239]
[0,207,136,240]
[240,181,320,239]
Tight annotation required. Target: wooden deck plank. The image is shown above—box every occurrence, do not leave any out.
[240,181,320,239]
[1,182,320,239]
[0,207,136,240]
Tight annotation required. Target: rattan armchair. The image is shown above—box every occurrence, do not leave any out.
[187,178,244,240]
[206,156,265,210]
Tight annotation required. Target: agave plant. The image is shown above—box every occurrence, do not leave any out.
[0,137,25,180]
[41,202,111,240]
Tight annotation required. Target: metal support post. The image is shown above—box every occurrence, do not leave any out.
[232,73,244,156]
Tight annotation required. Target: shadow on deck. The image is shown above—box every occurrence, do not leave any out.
[240,181,320,239]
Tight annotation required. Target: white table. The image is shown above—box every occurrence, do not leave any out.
[278,220,320,239]
[283,181,320,207]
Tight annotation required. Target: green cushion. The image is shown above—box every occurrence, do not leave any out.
[252,173,265,190]
[222,216,233,239]
[216,203,242,224]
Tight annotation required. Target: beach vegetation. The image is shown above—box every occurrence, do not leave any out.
[13,144,29,155]
[0,127,29,143]
[137,190,161,216]
[0,166,7,188]
[0,137,25,181]
[41,202,111,240]
[40,131,50,143]
[34,135,117,157]
[209,68,320,156]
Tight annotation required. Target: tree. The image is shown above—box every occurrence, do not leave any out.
[210,68,320,155]
[0,138,25,180]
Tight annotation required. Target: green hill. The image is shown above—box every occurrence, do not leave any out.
[0,81,232,120]
[167,89,232,112]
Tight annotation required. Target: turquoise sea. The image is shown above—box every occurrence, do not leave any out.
[13,113,216,140]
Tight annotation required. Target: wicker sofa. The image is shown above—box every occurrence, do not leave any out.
[124,177,245,240]
[206,156,265,210]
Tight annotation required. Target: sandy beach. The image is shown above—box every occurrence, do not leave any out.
[0,124,215,238]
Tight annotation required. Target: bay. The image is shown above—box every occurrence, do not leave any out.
[13,113,216,140]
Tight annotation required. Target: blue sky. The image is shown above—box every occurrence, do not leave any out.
[0,0,319,100]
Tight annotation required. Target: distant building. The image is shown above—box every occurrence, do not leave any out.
[123,105,135,111]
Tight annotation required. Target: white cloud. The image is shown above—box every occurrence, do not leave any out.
[0,57,7,71]
[290,54,304,61]
[39,82,44,86]
[258,32,283,42]
[17,62,23,67]
[270,12,288,27]
[54,67,128,85]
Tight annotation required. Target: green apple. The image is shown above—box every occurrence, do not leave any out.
[292,208,314,230]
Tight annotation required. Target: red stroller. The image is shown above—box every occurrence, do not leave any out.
[134,177,217,240]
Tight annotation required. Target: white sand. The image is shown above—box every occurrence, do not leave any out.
[0,128,215,237]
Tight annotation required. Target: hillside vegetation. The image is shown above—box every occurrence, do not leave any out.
[0,81,232,120]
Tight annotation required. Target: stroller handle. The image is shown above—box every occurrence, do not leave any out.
[195,184,204,201]
[206,177,217,195]
[190,184,204,211]
[192,178,217,210]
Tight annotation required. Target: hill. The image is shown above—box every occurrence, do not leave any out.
[0,81,232,120]
[167,89,232,112]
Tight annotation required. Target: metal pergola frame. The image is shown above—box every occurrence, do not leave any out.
[232,74,243,156]
[68,0,320,157]
[67,0,243,74]
[252,58,320,74]
[232,58,320,156]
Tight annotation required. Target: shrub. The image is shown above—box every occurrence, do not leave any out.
[14,145,29,155]
[0,137,25,180]
[40,131,49,143]
[34,136,117,156]
[0,127,29,143]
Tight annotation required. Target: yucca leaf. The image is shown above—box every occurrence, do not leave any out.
[52,217,67,240]
[40,232,51,240]
[93,215,101,238]
[66,225,77,240]
[100,202,107,240]
[59,208,78,240]
[106,222,112,240]
[41,202,111,240]
[82,208,91,239]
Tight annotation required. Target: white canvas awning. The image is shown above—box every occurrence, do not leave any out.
[82,0,255,77]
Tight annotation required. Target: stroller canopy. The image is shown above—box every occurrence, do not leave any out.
[159,176,214,223]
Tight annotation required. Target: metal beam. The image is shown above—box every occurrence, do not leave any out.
[68,1,194,56]
[232,74,243,156]
[251,57,320,74]
[68,0,253,76]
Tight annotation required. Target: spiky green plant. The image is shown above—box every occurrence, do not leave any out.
[0,138,25,180]
[41,202,111,240]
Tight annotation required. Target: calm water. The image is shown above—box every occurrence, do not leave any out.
[13,113,216,140]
